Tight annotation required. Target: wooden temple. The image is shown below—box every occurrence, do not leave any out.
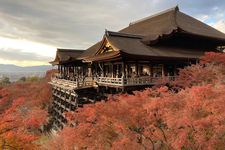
[48,7,225,130]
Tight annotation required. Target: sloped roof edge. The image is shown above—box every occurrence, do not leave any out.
[50,48,84,65]
[129,6,179,26]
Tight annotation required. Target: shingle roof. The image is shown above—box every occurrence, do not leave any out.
[86,32,208,61]
[120,6,225,41]
[78,6,225,61]
[50,49,84,65]
[78,42,102,60]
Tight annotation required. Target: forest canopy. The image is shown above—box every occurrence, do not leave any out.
[45,52,225,150]
[0,52,224,150]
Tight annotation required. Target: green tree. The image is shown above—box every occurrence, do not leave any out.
[0,77,11,86]
[26,76,41,82]
[19,77,26,82]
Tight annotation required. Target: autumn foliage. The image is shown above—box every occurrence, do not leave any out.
[45,52,225,150]
[0,70,54,149]
[1,53,225,149]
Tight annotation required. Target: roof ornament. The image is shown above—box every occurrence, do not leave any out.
[105,29,109,36]
[175,5,179,11]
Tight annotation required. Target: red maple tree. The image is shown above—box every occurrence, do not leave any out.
[44,52,225,150]
[0,70,55,149]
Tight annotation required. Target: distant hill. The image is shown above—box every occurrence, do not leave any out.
[0,64,55,82]
[0,64,53,72]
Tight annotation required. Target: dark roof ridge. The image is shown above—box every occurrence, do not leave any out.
[129,6,179,26]
[105,30,144,39]
[57,48,84,52]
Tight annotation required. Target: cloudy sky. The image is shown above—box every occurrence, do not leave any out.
[0,0,225,66]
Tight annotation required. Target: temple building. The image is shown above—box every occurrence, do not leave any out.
[48,7,225,130]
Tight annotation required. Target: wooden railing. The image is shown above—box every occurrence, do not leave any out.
[53,73,77,81]
[50,76,94,90]
[124,76,159,86]
[50,78,78,90]
[97,77,124,86]
[97,76,177,86]
[50,74,177,89]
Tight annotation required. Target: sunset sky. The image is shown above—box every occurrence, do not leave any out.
[0,0,224,66]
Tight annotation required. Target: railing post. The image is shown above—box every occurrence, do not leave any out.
[76,80,79,88]
[121,77,124,86]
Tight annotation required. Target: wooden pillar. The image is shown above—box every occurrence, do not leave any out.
[135,63,138,76]
[67,66,70,78]
[138,64,142,76]
[126,64,129,78]
[80,65,83,78]
[75,66,77,77]
[63,66,65,77]
[149,64,152,77]
[88,67,90,77]
[162,64,165,77]
[58,65,61,74]
[96,63,99,77]
[60,65,63,75]
[77,66,79,78]
[64,66,66,77]
[116,64,119,78]
[102,63,105,77]
[84,65,86,77]
[57,65,60,73]
[174,64,177,76]
[66,66,68,78]
[112,64,114,78]
[122,62,125,78]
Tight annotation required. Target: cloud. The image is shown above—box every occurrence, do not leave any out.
[0,0,224,48]
[213,19,225,33]
[0,0,224,66]
[196,15,209,22]
[0,48,52,62]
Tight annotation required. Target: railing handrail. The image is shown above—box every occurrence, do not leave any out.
[97,76,177,86]
[51,76,95,89]
[51,75,177,88]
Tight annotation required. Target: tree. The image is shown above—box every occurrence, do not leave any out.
[200,52,225,65]
[45,84,225,150]
[173,52,225,89]
[0,97,38,149]
[0,70,53,149]
[0,77,11,86]
[19,76,26,82]
[44,52,225,150]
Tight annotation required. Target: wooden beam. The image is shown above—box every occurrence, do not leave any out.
[135,63,138,76]
[149,64,152,77]
[122,62,125,78]
[162,64,165,77]
[112,64,114,78]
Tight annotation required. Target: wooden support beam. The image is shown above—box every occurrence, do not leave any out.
[149,64,152,77]
[63,66,65,77]
[112,64,114,78]
[58,65,60,73]
[122,62,125,78]
[162,64,165,77]
[116,64,119,78]
[135,63,139,76]
[126,64,129,78]
[174,64,177,76]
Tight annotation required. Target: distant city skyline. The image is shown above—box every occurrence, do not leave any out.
[0,0,224,66]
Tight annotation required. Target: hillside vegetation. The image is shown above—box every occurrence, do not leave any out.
[0,52,224,150]
[0,70,54,149]
[44,52,225,150]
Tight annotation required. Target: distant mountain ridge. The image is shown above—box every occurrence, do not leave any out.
[0,64,53,72]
